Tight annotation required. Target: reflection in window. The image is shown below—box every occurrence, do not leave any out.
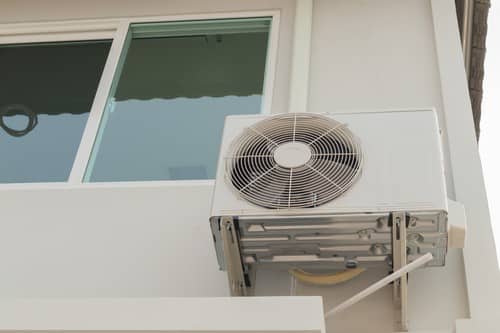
[0,41,111,183]
[85,18,271,182]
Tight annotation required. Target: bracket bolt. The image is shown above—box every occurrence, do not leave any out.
[345,259,359,269]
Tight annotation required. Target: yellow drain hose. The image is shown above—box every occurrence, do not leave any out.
[289,267,365,286]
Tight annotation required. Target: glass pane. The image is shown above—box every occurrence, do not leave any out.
[0,41,111,183]
[86,19,270,182]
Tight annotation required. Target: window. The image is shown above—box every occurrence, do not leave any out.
[0,14,277,185]
[0,40,111,183]
[84,18,271,182]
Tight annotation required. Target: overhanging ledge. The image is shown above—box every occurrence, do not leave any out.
[0,297,325,333]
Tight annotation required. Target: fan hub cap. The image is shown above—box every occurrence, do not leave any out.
[273,142,312,168]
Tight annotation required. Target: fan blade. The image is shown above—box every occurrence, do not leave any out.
[240,167,290,208]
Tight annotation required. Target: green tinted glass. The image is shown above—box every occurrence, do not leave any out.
[85,18,270,182]
[0,41,111,183]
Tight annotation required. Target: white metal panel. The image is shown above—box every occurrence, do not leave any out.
[211,109,447,217]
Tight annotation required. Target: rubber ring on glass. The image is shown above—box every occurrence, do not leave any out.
[0,104,38,137]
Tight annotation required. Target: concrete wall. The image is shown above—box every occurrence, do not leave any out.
[0,0,297,297]
[274,1,469,332]
[0,1,487,332]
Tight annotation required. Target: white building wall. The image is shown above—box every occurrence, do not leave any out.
[0,0,495,332]
[261,1,469,332]
[309,0,443,112]
[0,0,297,297]
[308,0,455,194]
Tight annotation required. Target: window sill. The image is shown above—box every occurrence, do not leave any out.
[0,179,215,191]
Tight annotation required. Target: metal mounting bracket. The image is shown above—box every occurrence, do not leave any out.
[220,217,247,296]
[391,212,408,331]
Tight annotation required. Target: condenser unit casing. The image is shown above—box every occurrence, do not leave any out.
[210,109,448,274]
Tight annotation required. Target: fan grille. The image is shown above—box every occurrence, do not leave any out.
[226,113,363,209]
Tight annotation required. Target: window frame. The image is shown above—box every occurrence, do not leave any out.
[0,10,280,189]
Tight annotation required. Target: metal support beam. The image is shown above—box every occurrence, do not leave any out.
[391,212,408,331]
[220,217,247,296]
[325,253,433,320]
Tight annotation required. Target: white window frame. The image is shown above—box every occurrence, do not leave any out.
[0,10,280,189]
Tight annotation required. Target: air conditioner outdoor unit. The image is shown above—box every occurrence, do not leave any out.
[209,109,448,297]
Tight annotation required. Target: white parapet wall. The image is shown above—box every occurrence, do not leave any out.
[0,297,325,333]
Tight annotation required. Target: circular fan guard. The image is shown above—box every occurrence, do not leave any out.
[226,113,363,209]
